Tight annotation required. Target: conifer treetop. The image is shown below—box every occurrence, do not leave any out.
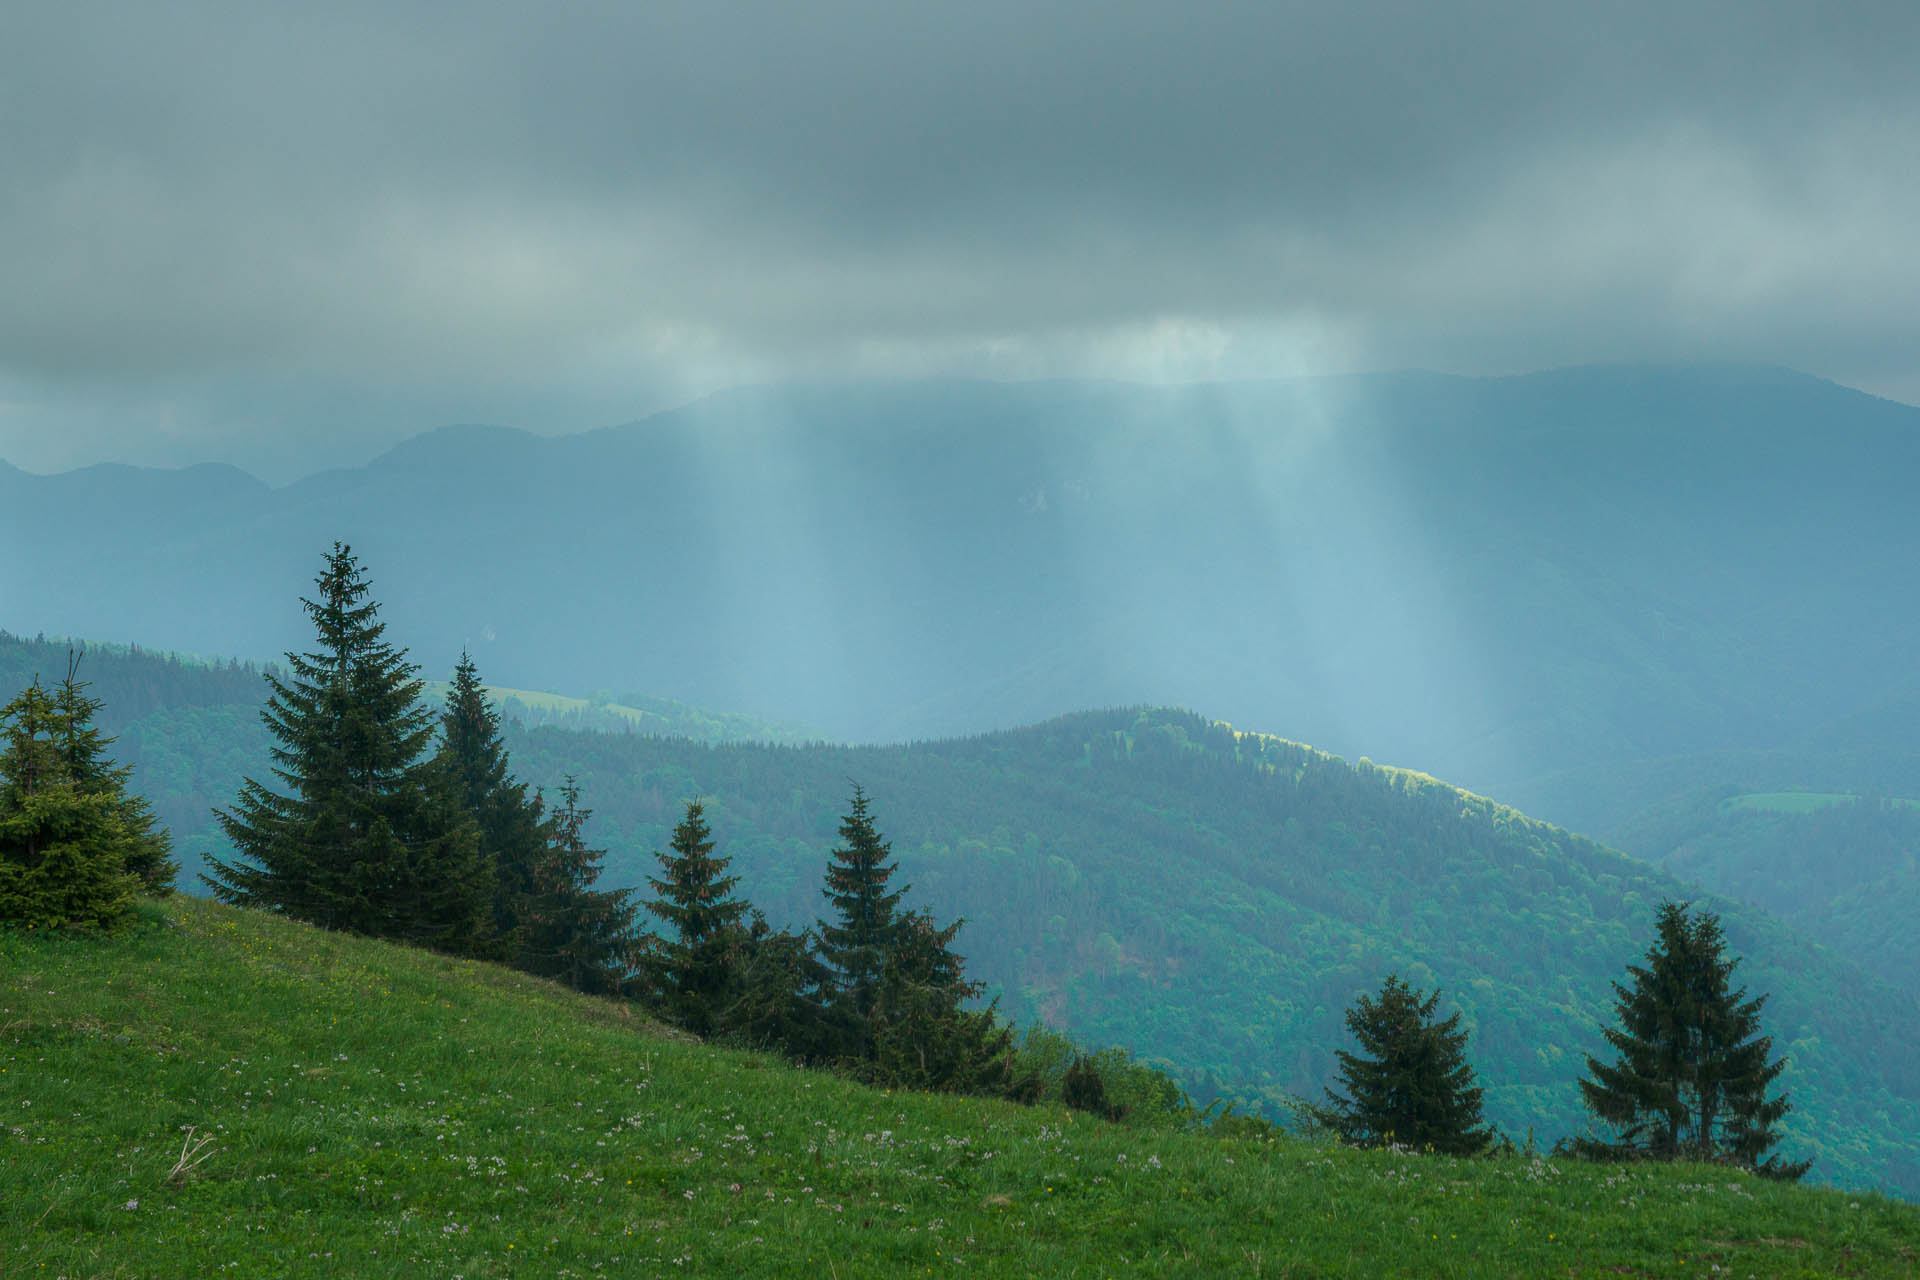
[818,784,908,958]
[646,800,747,948]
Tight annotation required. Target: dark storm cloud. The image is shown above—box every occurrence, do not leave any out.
[3,0,1917,474]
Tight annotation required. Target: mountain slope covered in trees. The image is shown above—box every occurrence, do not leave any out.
[5,635,1916,1196]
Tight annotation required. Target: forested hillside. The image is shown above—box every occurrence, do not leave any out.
[1500,748,1920,999]
[7,634,1918,1196]
[1613,789,1920,995]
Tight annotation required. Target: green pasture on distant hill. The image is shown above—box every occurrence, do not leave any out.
[5,898,1916,1279]
[1721,792,1920,815]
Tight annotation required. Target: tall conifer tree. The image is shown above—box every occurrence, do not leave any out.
[1322,973,1493,1155]
[815,786,1006,1087]
[435,652,549,960]
[1574,901,1809,1179]
[817,785,909,1047]
[645,800,750,1033]
[204,543,494,954]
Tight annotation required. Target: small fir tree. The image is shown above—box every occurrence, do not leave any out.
[434,653,550,962]
[52,652,176,894]
[865,906,1014,1093]
[0,679,140,929]
[711,911,839,1062]
[1573,901,1810,1180]
[1322,973,1493,1155]
[521,777,640,995]
[204,543,495,954]
[644,800,751,1034]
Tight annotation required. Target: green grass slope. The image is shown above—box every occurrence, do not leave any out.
[6,898,1917,1279]
[8,634,1920,1196]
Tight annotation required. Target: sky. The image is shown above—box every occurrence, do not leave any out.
[3,0,1917,482]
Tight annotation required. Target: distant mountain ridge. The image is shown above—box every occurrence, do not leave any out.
[6,364,1917,835]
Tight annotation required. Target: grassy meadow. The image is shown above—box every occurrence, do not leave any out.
[4,897,1917,1279]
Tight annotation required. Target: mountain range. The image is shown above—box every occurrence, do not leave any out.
[8,364,1918,838]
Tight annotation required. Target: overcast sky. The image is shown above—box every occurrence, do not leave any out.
[3,0,1916,481]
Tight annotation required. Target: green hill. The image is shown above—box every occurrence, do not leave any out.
[7,634,1920,1196]
[6,897,1917,1279]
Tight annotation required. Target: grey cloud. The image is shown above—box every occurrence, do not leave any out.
[2,0,1917,475]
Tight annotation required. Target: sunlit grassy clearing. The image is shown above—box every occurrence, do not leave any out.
[418,680,658,727]
[4,897,1916,1278]
[1723,792,1920,814]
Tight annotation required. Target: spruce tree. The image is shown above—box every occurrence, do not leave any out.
[520,777,639,995]
[435,652,550,961]
[817,785,909,1052]
[204,543,494,954]
[712,910,837,1061]
[815,786,1009,1088]
[0,679,140,929]
[866,904,1015,1094]
[644,800,750,1034]
[1322,973,1493,1155]
[52,652,176,894]
[1573,901,1810,1179]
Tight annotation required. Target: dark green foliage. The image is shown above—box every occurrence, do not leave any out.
[203,544,495,954]
[1005,1025,1187,1124]
[817,785,909,1046]
[866,909,1015,1095]
[1,631,270,725]
[1573,901,1811,1180]
[816,787,1009,1091]
[50,654,176,894]
[644,801,750,1033]
[1322,974,1493,1156]
[1063,1056,1124,1121]
[517,777,640,995]
[0,679,139,929]
[710,911,839,1061]
[435,653,550,964]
